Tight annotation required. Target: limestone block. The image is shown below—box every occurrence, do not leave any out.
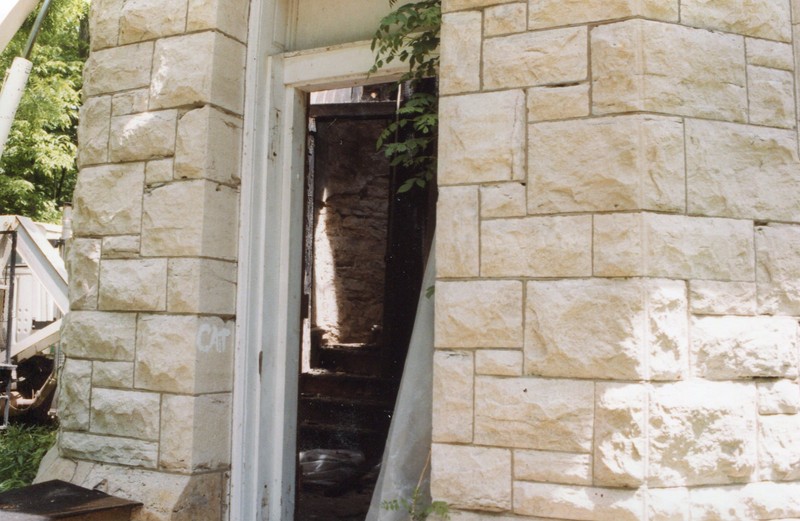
[746,38,794,70]
[594,383,646,487]
[60,432,158,468]
[61,311,136,361]
[90,388,160,441]
[692,316,798,379]
[527,84,589,122]
[513,482,643,521]
[759,414,800,480]
[92,361,134,388]
[648,381,757,486]
[432,350,473,443]
[528,116,685,214]
[66,239,100,310]
[98,258,166,311]
[475,350,522,376]
[744,482,800,519]
[687,120,800,221]
[758,379,800,414]
[593,213,755,281]
[525,279,688,380]
[514,450,591,486]
[483,27,587,90]
[647,488,690,521]
[111,89,148,117]
[83,42,154,96]
[474,376,593,452]
[681,0,791,41]
[145,158,174,184]
[119,0,187,44]
[167,258,237,315]
[109,110,177,162]
[77,96,111,167]
[592,20,747,121]
[187,0,250,43]
[438,90,525,185]
[58,359,92,431]
[141,180,239,259]
[160,393,231,471]
[484,3,526,37]
[435,186,479,277]
[480,183,526,218]
[175,106,243,183]
[101,235,140,259]
[689,280,756,315]
[435,280,522,348]
[689,486,750,521]
[431,444,511,512]
[440,12,481,95]
[73,163,144,236]
[748,66,795,128]
[89,0,123,50]
[447,514,520,521]
[528,0,678,29]
[757,224,800,314]
[442,0,516,13]
[481,216,592,277]
[150,32,245,114]
[135,315,234,394]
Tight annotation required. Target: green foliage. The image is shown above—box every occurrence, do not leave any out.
[0,0,90,222]
[382,487,450,521]
[0,423,57,491]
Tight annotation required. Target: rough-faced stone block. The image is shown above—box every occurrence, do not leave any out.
[175,106,243,183]
[647,488,690,521]
[440,12,481,95]
[746,38,794,70]
[528,0,678,29]
[160,393,231,471]
[60,432,158,468]
[73,163,145,236]
[92,361,134,388]
[758,379,800,415]
[513,482,643,521]
[594,383,646,487]
[442,0,516,13]
[187,0,250,43]
[689,486,749,521]
[167,258,237,315]
[145,158,174,184]
[62,311,136,361]
[527,84,589,122]
[514,450,591,486]
[484,3,526,36]
[98,259,167,311]
[592,20,747,121]
[90,388,160,441]
[528,116,685,214]
[119,0,187,44]
[77,96,111,167]
[481,216,592,277]
[483,27,587,90]
[681,0,791,41]
[757,224,800,314]
[67,239,101,310]
[58,359,92,431]
[759,414,800,481]
[438,90,525,185]
[480,183,526,218]
[475,350,522,376]
[744,481,800,519]
[474,376,594,452]
[436,186,478,277]
[109,110,177,162]
[111,89,149,117]
[89,0,123,50]
[431,444,511,512]
[435,280,523,348]
[83,42,154,96]
[689,280,756,315]
[101,235,140,259]
[748,66,795,128]
[432,350,473,443]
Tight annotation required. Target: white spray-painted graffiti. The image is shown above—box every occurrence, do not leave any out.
[196,319,233,353]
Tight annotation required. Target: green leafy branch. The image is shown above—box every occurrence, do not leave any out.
[382,488,450,521]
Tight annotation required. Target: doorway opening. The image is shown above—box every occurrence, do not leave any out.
[295,81,435,521]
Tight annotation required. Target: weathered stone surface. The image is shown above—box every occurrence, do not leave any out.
[648,381,757,486]
[594,383,646,487]
[67,239,101,310]
[145,158,174,184]
[439,90,525,185]
[748,66,795,128]
[92,361,134,388]
[432,350,473,443]
[480,183,526,218]
[759,414,800,481]
[513,483,643,521]
[101,235,140,259]
[73,163,145,236]
[58,359,92,431]
[61,311,136,361]
[690,486,750,521]
[89,0,123,50]
[758,379,800,415]
[744,481,800,519]
[442,0,516,13]
[647,488,690,521]
[528,116,685,214]
[111,89,149,117]
[60,432,158,468]
[175,106,242,183]
[681,0,791,41]
[435,280,522,348]
[167,258,237,315]
[119,0,187,44]
[483,27,587,90]
[83,42,154,96]
[481,216,592,277]
[687,120,800,221]
[593,213,755,281]
[431,444,511,512]
[440,12,481,95]
[527,84,589,122]
[135,315,234,394]
[592,20,747,121]
[484,3,526,36]
[109,110,177,162]
[525,279,687,380]
[757,224,800,314]
[77,96,111,167]
[90,388,160,441]
[514,450,591,486]
[160,393,231,471]
[475,350,522,376]
[689,280,756,315]
[474,376,593,452]
[436,186,479,277]
[98,258,166,311]
[187,0,250,43]
[746,38,794,70]
[528,0,678,29]
[692,316,798,379]
[150,32,245,114]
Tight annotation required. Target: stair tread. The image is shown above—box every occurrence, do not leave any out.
[0,479,140,520]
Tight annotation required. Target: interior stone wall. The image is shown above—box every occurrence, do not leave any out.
[432,0,800,519]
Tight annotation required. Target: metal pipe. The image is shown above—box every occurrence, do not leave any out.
[22,0,53,60]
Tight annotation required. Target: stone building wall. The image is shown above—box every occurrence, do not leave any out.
[432,0,800,519]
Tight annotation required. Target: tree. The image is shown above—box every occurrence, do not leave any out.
[0,0,89,222]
